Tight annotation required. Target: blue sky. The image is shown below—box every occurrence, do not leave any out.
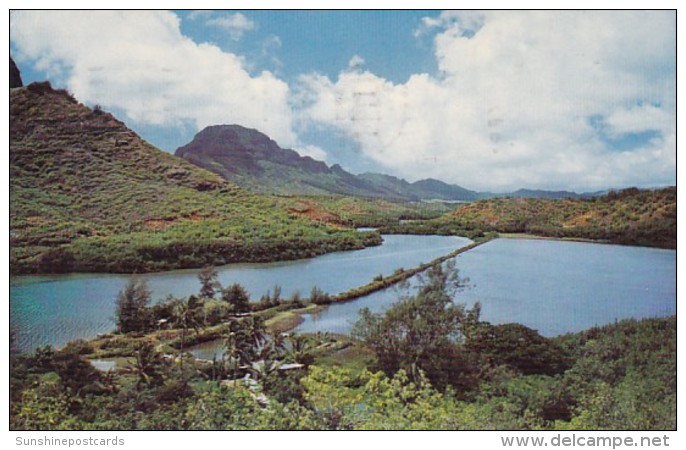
[178,11,439,84]
[10,10,676,191]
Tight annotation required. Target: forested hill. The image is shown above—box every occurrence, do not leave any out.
[10,82,380,274]
[440,187,676,248]
[175,125,480,201]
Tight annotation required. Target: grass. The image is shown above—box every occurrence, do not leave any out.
[262,304,325,333]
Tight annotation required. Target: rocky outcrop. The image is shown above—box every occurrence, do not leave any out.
[10,56,23,88]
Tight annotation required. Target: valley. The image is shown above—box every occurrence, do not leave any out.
[9,42,676,432]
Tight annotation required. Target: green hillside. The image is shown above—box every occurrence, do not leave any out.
[437,187,676,248]
[10,82,380,274]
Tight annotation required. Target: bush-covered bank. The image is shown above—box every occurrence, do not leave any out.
[327,234,495,304]
[10,263,675,430]
[436,187,676,249]
[14,229,382,274]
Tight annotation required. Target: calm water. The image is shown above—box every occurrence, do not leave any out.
[10,234,471,352]
[296,239,676,337]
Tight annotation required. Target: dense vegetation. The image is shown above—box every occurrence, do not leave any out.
[10,82,380,274]
[278,195,454,228]
[10,265,675,430]
[384,187,675,249]
[9,80,675,431]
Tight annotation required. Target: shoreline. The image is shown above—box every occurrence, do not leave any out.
[498,232,676,250]
[268,234,496,334]
[108,236,496,361]
[497,233,607,245]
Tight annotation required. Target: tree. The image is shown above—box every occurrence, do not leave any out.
[130,341,165,391]
[171,296,204,353]
[198,266,220,299]
[465,322,571,376]
[221,283,251,313]
[115,279,152,333]
[271,285,282,303]
[352,261,480,390]
[286,334,315,366]
[309,286,331,305]
[243,316,267,351]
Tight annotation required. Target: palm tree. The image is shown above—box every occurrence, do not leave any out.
[286,334,315,366]
[130,342,164,391]
[248,358,280,382]
[243,316,266,350]
[223,329,251,378]
[269,331,287,357]
[172,297,204,354]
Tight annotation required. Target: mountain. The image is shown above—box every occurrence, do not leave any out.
[175,125,390,198]
[10,56,23,88]
[176,125,478,201]
[411,178,479,201]
[507,188,582,199]
[10,82,378,274]
[355,172,422,199]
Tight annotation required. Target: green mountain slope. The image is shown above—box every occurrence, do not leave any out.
[175,125,393,198]
[175,125,480,201]
[10,82,380,274]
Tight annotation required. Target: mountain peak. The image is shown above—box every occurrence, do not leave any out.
[176,125,481,201]
[176,125,373,196]
[182,124,280,156]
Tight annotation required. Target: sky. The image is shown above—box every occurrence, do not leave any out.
[9,10,676,192]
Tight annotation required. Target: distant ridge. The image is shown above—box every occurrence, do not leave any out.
[176,125,610,202]
[479,188,603,200]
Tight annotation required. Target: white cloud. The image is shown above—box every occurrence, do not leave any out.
[604,104,673,137]
[348,55,365,70]
[296,144,328,161]
[259,35,283,71]
[11,10,297,148]
[186,10,213,22]
[10,10,675,192]
[206,12,256,41]
[300,11,675,191]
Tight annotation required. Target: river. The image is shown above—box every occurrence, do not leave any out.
[10,234,471,352]
[296,238,676,337]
